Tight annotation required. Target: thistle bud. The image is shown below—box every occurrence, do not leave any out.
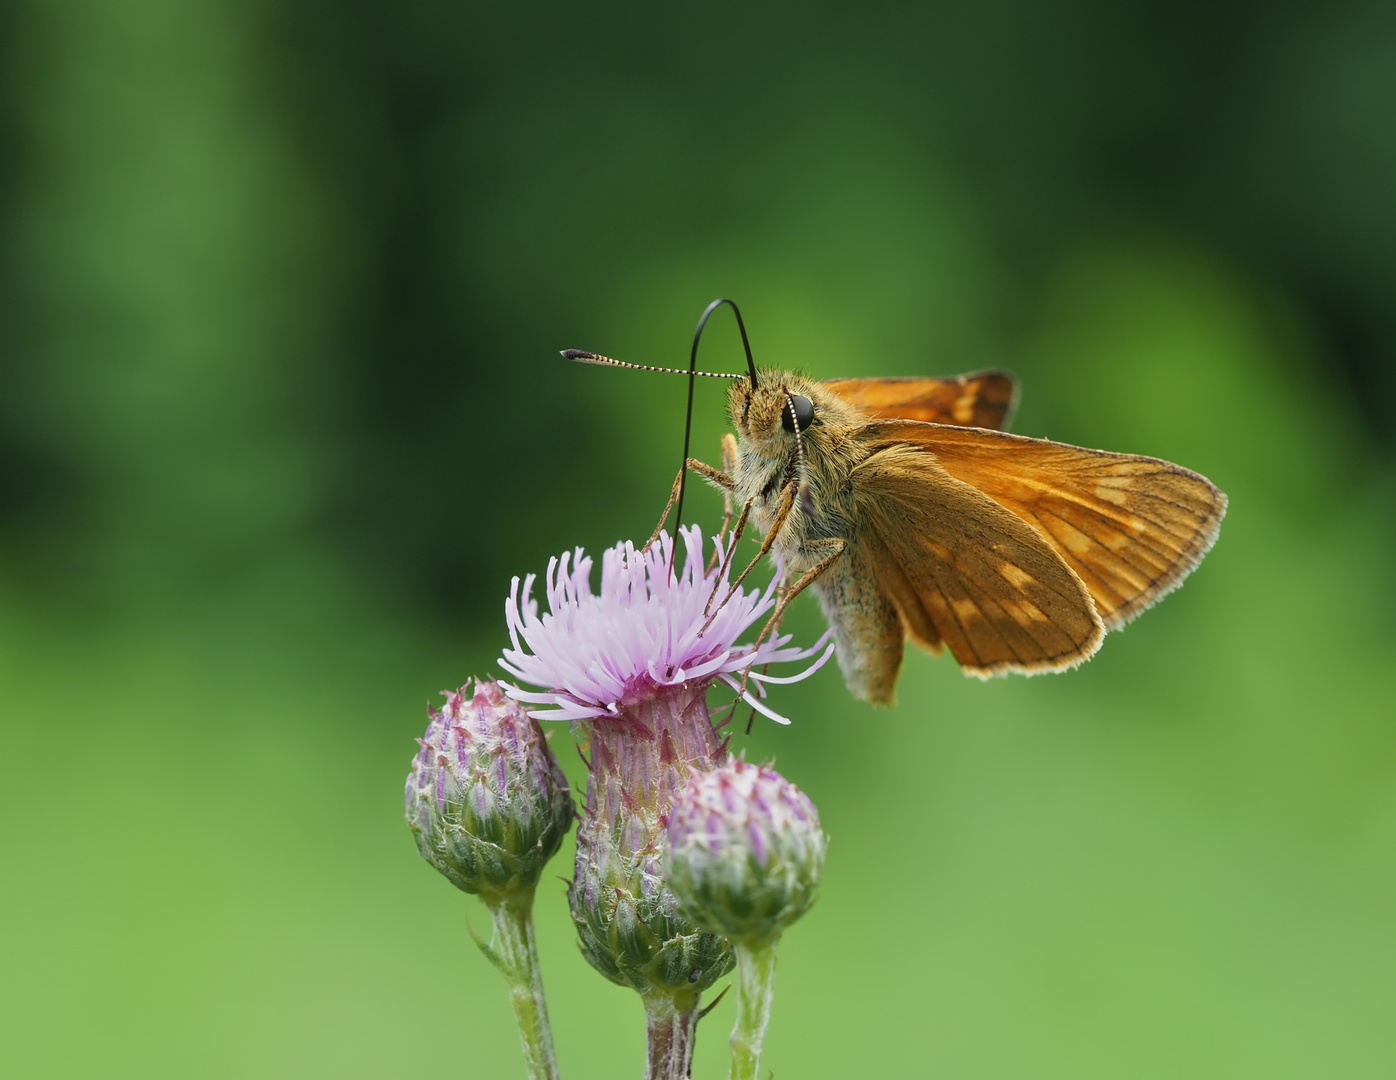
[665,757,826,946]
[405,678,573,903]
[570,789,734,1000]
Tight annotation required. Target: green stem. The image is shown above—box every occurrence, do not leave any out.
[644,993,699,1080]
[482,890,560,1080]
[728,938,779,1080]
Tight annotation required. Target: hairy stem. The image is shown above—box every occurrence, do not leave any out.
[644,994,699,1080]
[483,890,560,1080]
[728,938,779,1080]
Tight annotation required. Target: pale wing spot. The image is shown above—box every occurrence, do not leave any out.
[1002,598,1049,626]
[1058,507,1133,552]
[1051,516,1098,560]
[998,563,1037,590]
[952,391,976,424]
[1103,527,1133,552]
[953,598,983,623]
[1092,480,1131,506]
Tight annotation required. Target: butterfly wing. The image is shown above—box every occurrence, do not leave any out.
[866,421,1227,630]
[851,444,1105,678]
[822,372,1019,430]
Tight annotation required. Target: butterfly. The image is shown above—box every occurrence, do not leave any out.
[565,305,1226,705]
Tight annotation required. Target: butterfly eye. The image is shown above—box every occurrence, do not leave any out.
[782,395,815,433]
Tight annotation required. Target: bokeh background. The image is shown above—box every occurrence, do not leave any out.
[2,1,1394,1076]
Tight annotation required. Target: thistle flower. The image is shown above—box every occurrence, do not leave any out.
[497,526,832,1080]
[499,525,832,726]
[664,757,826,1080]
[404,678,574,902]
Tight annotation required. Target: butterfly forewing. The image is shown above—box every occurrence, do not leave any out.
[852,444,1105,678]
[866,422,1227,629]
[822,372,1019,430]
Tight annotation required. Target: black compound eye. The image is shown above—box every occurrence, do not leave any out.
[782,394,815,433]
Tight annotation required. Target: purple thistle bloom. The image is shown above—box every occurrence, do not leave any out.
[498,526,834,725]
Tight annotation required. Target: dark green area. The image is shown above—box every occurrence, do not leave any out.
[1,2,1393,1076]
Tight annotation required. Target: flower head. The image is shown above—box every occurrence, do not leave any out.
[665,756,827,945]
[495,526,830,1007]
[498,526,833,725]
[404,678,574,901]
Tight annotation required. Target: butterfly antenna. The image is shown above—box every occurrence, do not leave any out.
[559,350,740,380]
[690,299,759,391]
[785,393,816,520]
[670,299,760,577]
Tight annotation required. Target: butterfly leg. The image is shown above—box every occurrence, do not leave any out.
[700,480,800,634]
[731,537,846,729]
[705,500,752,615]
[688,457,734,489]
[642,466,684,553]
[713,434,741,551]
[751,537,846,650]
[707,434,750,583]
[642,458,735,554]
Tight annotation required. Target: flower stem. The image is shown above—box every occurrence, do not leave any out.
[644,993,699,1080]
[728,938,779,1080]
[482,889,560,1080]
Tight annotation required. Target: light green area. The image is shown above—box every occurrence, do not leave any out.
[728,939,779,1080]
[481,891,560,1080]
[2,0,1394,1076]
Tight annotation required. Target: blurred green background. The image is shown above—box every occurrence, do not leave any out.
[2,1,1394,1076]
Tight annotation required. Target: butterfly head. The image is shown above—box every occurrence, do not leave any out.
[729,371,820,451]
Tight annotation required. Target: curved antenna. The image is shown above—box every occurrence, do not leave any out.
[672,299,759,575]
[691,299,758,389]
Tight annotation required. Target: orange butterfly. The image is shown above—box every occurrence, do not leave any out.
[566,321,1225,705]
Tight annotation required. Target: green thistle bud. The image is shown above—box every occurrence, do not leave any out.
[405,678,573,903]
[570,805,734,999]
[665,757,826,946]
